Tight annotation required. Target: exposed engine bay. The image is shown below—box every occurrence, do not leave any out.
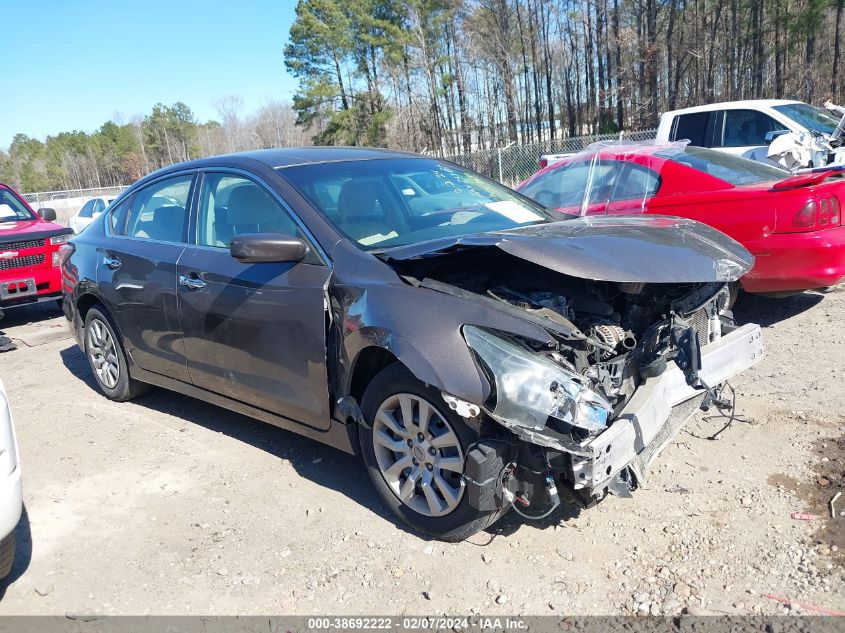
[768,100,845,171]
[388,247,750,518]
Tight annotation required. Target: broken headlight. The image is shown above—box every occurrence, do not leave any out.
[463,326,612,435]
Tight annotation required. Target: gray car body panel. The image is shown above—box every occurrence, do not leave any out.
[380,215,754,283]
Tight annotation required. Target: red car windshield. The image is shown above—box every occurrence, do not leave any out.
[656,146,787,186]
[0,188,36,222]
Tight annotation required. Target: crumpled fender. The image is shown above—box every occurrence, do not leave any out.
[332,279,557,407]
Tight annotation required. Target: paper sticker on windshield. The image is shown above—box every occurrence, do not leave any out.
[484,200,543,223]
[358,231,399,246]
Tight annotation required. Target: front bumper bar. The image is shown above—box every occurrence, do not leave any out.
[571,323,763,493]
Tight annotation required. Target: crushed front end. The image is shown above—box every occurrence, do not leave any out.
[382,216,763,519]
[433,267,762,517]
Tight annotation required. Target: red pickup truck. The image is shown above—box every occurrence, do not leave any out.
[0,183,72,309]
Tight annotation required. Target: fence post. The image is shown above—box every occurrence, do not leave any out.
[498,141,515,183]
[497,147,503,182]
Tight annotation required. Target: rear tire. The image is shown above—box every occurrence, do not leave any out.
[83,306,150,401]
[359,363,506,541]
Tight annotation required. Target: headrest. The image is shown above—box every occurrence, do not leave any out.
[149,205,185,240]
[153,204,182,224]
[227,185,278,225]
[338,180,378,220]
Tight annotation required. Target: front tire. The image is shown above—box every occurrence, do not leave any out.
[359,363,505,541]
[83,306,149,401]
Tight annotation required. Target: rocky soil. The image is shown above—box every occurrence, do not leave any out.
[0,291,841,616]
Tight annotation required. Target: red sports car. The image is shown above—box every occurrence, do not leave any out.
[517,144,845,294]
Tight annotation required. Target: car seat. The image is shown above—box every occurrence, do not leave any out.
[224,185,296,238]
[136,205,185,241]
[336,180,398,243]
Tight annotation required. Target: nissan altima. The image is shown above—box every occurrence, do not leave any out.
[61,148,763,540]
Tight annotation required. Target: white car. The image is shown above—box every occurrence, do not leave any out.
[0,379,21,581]
[656,99,845,169]
[69,196,113,234]
[538,152,573,168]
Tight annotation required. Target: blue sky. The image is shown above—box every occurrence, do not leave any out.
[0,0,300,150]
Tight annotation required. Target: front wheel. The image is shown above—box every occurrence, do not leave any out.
[359,363,506,541]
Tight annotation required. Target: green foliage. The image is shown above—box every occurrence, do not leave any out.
[1,103,204,193]
[284,0,404,145]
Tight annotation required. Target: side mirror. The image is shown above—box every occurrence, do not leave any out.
[765,130,790,144]
[39,208,57,221]
[230,233,309,263]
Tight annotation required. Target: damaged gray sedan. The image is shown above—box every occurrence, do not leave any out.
[62,148,763,540]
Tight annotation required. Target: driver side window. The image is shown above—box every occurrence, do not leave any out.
[721,110,783,147]
[196,174,302,248]
[78,200,96,218]
[520,161,623,210]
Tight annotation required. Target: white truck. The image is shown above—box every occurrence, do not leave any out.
[656,99,845,171]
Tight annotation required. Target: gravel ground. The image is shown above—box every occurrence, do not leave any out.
[0,291,842,616]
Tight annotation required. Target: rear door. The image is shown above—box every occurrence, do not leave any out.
[668,111,717,148]
[98,173,195,381]
[176,170,332,430]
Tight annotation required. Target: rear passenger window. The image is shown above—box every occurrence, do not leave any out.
[108,197,132,233]
[196,174,302,248]
[118,175,193,242]
[671,112,710,146]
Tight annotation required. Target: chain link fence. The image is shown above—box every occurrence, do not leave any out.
[435,129,657,186]
[21,185,127,207]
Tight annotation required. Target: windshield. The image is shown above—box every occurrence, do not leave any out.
[773,103,841,136]
[658,146,787,185]
[0,188,36,222]
[278,158,554,250]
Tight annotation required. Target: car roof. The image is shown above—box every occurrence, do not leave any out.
[662,99,803,117]
[168,146,419,171]
[245,146,420,167]
[130,147,425,190]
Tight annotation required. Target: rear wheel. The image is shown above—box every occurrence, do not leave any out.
[83,307,149,401]
[359,363,506,541]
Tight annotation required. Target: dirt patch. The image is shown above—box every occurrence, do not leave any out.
[766,425,845,568]
[809,433,845,567]
[0,292,843,615]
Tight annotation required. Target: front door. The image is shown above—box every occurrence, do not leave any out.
[716,109,784,163]
[97,173,195,381]
[177,171,332,431]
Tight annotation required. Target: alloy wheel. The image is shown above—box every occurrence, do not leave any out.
[372,393,465,517]
[87,318,119,389]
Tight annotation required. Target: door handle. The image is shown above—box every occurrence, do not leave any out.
[102,256,121,270]
[179,274,207,291]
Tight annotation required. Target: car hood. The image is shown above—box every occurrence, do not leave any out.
[0,218,71,243]
[379,215,754,283]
